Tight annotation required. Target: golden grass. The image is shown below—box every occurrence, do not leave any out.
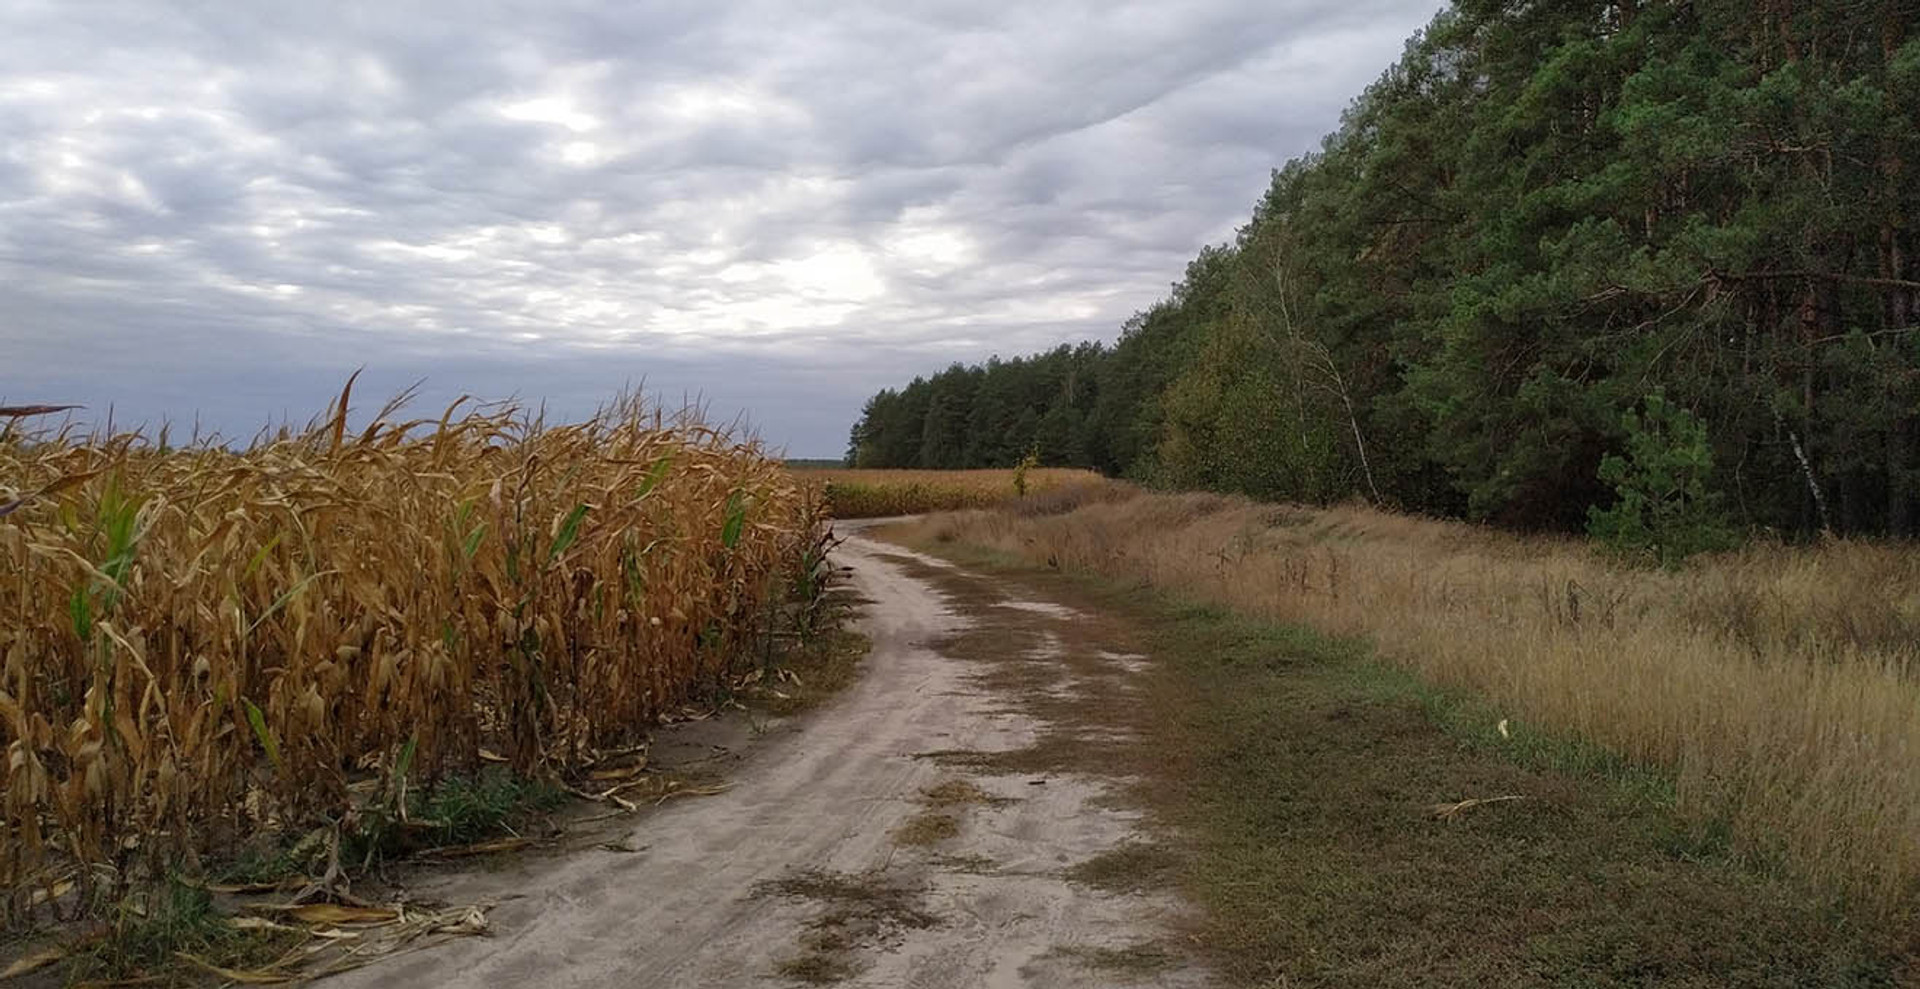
[901,487,1920,912]
[794,468,1105,518]
[0,388,817,917]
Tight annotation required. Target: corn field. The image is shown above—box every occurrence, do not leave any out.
[0,386,819,920]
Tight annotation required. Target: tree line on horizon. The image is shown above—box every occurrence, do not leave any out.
[846,0,1920,539]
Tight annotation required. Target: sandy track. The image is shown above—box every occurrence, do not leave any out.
[322,524,1204,988]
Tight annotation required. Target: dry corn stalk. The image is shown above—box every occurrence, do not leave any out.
[0,389,819,921]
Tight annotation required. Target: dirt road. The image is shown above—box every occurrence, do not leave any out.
[323,523,1205,988]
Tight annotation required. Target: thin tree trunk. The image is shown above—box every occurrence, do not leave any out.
[1787,424,1833,534]
[1273,265,1314,477]
[1304,343,1384,505]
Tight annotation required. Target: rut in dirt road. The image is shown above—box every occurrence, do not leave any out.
[321,523,1207,988]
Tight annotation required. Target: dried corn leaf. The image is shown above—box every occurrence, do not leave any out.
[229,916,306,934]
[587,761,647,782]
[415,836,536,859]
[0,404,81,418]
[204,877,309,894]
[1428,795,1526,820]
[29,878,74,906]
[176,952,296,984]
[1,944,68,978]
[655,782,731,805]
[272,903,401,926]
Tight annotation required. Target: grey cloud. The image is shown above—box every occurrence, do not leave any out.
[0,0,1446,455]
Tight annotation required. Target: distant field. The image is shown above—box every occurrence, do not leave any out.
[795,467,1107,518]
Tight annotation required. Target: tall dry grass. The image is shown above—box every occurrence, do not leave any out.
[905,486,1920,911]
[0,387,816,917]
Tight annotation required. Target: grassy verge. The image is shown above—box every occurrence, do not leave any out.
[897,490,1920,911]
[902,539,1912,987]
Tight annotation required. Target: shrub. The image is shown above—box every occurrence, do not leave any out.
[1587,392,1736,566]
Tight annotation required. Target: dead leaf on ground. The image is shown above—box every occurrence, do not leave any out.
[29,878,75,906]
[418,904,490,938]
[655,782,730,805]
[2,944,69,978]
[203,877,310,894]
[264,903,401,926]
[567,782,640,811]
[1428,795,1526,820]
[587,760,648,781]
[176,953,297,984]
[415,836,537,859]
[229,916,307,935]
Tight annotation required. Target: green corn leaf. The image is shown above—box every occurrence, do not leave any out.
[395,734,418,782]
[244,534,284,581]
[721,490,747,549]
[462,522,487,561]
[548,504,590,564]
[242,699,283,774]
[69,588,93,643]
[246,570,336,636]
[637,456,672,498]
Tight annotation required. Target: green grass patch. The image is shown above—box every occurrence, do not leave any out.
[210,840,304,887]
[67,879,298,987]
[330,767,568,867]
[411,767,568,846]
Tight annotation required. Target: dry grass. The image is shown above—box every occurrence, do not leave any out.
[1046,943,1178,978]
[890,811,960,847]
[1062,843,1180,894]
[0,387,818,921]
[794,468,1106,518]
[880,541,1906,984]
[755,868,938,983]
[919,780,1004,807]
[898,487,1920,913]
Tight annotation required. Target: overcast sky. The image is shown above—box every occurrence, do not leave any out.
[1,0,1444,456]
